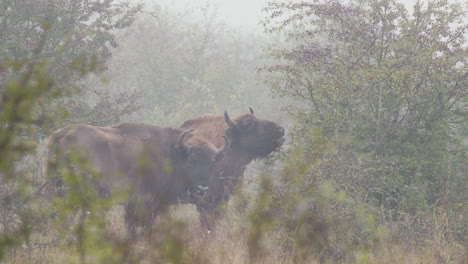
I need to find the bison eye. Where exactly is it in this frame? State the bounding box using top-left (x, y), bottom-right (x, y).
top-left (246, 121), bottom-right (256, 130)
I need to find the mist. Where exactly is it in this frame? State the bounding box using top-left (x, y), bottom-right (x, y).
top-left (82, 0), bottom-right (288, 127)
top-left (1, 0), bottom-right (466, 263)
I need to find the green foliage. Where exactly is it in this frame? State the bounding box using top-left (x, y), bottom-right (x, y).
top-left (273, 140), bottom-right (388, 261)
top-left (0, 62), bottom-right (55, 173)
top-left (51, 150), bottom-right (130, 264)
top-left (246, 175), bottom-right (276, 263)
top-left (147, 219), bottom-right (189, 264)
top-left (261, 0), bottom-right (467, 257)
top-left (0, 0), bottom-right (142, 85)
top-left (0, 0), bottom-right (142, 262)
top-left (0, 0), bottom-right (143, 130)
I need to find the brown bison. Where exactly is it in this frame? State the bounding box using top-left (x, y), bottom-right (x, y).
top-left (180, 107), bottom-right (285, 228)
top-left (46, 122), bottom-right (229, 233)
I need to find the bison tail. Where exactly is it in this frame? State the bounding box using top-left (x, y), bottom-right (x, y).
top-left (44, 126), bottom-right (73, 195)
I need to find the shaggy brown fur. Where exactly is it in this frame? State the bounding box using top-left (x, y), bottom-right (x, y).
top-left (46, 122), bottom-right (228, 233)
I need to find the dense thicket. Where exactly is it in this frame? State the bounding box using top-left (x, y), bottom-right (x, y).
top-left (260, 0), bottom-right (466, 260)
top-left (0, 0), bottom-right (141, 261)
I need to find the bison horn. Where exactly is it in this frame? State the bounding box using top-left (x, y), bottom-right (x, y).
top-left (249, 106), bottom-right (254, 114)
top-left (215, 135), bottom-right (230, 161)
top-left (178, 129), bottom-right (194, 152)
top-left (224, 110), bottom-right (237, 127)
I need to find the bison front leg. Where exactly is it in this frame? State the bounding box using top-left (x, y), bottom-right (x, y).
top-left (124, 198), bottom-right (160, 240)
top-left (196, 202), bottom-right (222, 233)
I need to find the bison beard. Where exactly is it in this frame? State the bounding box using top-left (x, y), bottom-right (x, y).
top-left (180, 108), bottom-right (285, 229)
top-left (45, 123), bottom-right (229, 236)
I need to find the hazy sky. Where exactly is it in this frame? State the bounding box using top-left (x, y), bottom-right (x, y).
top-left (155, 0), bottom-right (271, 31)
top-left (208, 0), bottom-right (269, 29)
top-left (153, 0), bottom-right (464, 32)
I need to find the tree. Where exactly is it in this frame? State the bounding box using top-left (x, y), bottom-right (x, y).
top-left (1, 0), bottom-right (142, 86)
top-left (0, 0), bottom-right (141, 261)
top-left (94, 2), bottom-right (272, 126)
top-left (0, 0), bottom-right (143, 131)
top-left (261, 0), bottom-right (466, 249)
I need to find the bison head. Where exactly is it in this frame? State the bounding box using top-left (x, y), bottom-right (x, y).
top-left (175, 129), bottom-right (230, 198)
top-left (223, 108), bottom-right (285, 157)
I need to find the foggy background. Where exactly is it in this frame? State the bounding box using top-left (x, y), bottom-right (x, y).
top-left (1, 0), bottom-right (466, 263)
top-left (82, 0), bottom-right (291, 128)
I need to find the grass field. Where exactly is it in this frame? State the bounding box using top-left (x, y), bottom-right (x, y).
top-left (4, 193), bottom-right (465, 264)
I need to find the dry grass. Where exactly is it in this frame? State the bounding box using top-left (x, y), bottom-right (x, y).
top-left (4, 200), bottom-right (466, 264)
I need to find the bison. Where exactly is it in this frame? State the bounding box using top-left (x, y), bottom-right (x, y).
top-left (45, 122), bottom-right (229, 234)
top-left (180, 107), bottom-right (285, 228)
